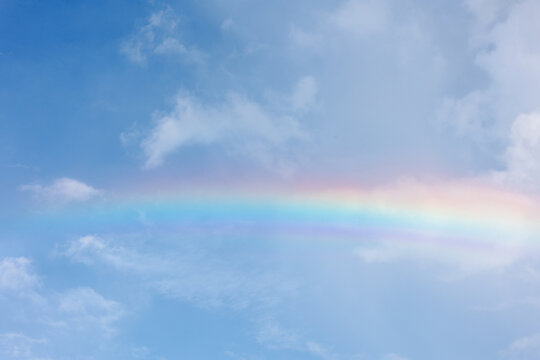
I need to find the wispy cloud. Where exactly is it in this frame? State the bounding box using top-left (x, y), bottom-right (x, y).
top-left (0, 256), bottom-right (124, 358)
top-left (121, 6), bottom-right (203, 65)
top-left (381, 353), bottom-right (408, 360)
top-left (255, 320), bottom-right (337, 360)
top-left (19, 178), bottom-right (101, 203)
top-left (331, 0), bottom-right (389, 36)
top-left (0, 333), bottom-right (48, 360)
top-left (500, 332), bottom-right (540, 359)
top-left (61, 235), bottom-right (295, 310)
top-left (139, 76), bottom-right (316, 172)
top-left (0, 257), bottom-right (123, 335)
top-left (56, 287), bottom-right (124, 335)
top-left (0, 257), bottom-right (40, 294)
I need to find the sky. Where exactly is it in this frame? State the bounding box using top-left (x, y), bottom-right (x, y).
top-left (2, 0), bottom-right (540, 359)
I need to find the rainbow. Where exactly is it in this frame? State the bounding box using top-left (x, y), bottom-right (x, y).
top-left (16, 179), bottom-right (540, 255)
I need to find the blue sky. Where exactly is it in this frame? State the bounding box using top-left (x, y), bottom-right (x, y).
top-left (2, 0), bottom-right (540, 359)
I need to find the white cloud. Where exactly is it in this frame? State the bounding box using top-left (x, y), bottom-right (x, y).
top-left (493, 112), bottom-right (540, 191)
top-left (57, 287), bottom-right (124, 335)
top-left (288, 26), bottom-right (322, 49)
top-left (131, 346), bottom-right (151, 359)
top-left (140, 77), bottom-right (314, 171)
top-left (121, 6), bottom-right (202, 65)
top-left (0, 333), bottom-right (48, 360)
top-left (354, 239), bottom-right (521, 273)
top-left (331, 0), bottom-right (389, 36)
top-left (382, 353), bottom-right (408, 360)
top-left (256, 321), bottom-right (337, 360)
top-left (0, 257), bottom-right (39, 294)
top-left (62, 235), bottom-right (107, 265)
top-left (20, 178), bottom-right (100, 203)
top-left (221, 17), bottom-right (235, 31)
top-left (61, 235), bottom-right (294, 310)
top-left (355, 246), bottom-right (400, 264)
top-left (256, 321), bottom-right (299, 350)
top-left (500, 332), bottom-right (540, 359)
top-left (440, 0), bottom-right (540, 152)
top-left (436, 90), bottom-right (493, 138)
top-left (349, 178), bottom-right (540, 272)
top-left (290, 76), bottom-right (318, 112)
top-left (0, 257), bottom-right (124, 359)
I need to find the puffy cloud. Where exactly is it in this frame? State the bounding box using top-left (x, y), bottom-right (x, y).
top-left (440, 0), bottom-right (540, 142)
top-left (20, 178), bottom-right (100, 203)
top-left (140, 77), bottom-right (315, 171)
top-left (493, 112), bottom-right (540, 191)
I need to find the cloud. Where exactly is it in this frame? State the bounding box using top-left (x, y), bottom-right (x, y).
top-left (290, 76), bottom-right (318, 112)
top-left (256, 321), bottom-right (299, 350)
top-left (436, 90), bottom-right (492, 138)
top-left (493, 112), bottom-right (540, 191)
top-left (500, 333), bottom-right (540, 359)
top-left (382, 354), bottom-right (408, 360)
top-left (354, 240), bottom-right (522, 273)
top-left (0, 256), bottom-right (124, 359)
top-left (56, 287), bottom-right (124, 335)
top-left (19, 178), bottom-right (100, 203)
top-left (288, 26), bottom-right (322, 49)
top-left (140, 77), bottom-right (315, 171)
top-left (0, 333), bottom-right (48, 360)
top-left (255, 321), bottom-right (337, 360)
top-left (121, 6), bottom-right (203, 65)
top-left (463, 0), bottom-right (517, 45)
top-left (331, 0), bottom-right (389, 36)
top-left (349, 178), bottom-right (540, 272)
top-left (61, 235), bottom-right (295, 310)
top-left (439, 0), bottom-right (540, 176)
top-left (221, 17), bottom-right (235, 31)
top-left (0, 257), bottom-right (40, 295)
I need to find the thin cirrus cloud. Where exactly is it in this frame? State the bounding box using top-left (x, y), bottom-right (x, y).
top-left (331, 0), bottom-right (389, 36)
top-left (61, 235), bottom-right (295, 310)
top-left (499, 332), bottom-right (540, 360)
top-left (121, 6), bottom-right (203, 65)
top-left (0, 256), bottom-right (122, 335)
top-left (0, 257), bottom-right (40, 294)
top-left (56, 287), bottom-right (124, 335)
top-left (19, 177), bottom-right (100, 203)
top-left (0, 333), bottom-right (47, 360)
top-left (4, 1), bottom-right (540, 359)
top-left (140, 76), bottom-right (316, 171)
top-left (256, 321), bottom-right (338, 360)
top-left (0, 255), bottom-right (124, 358)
